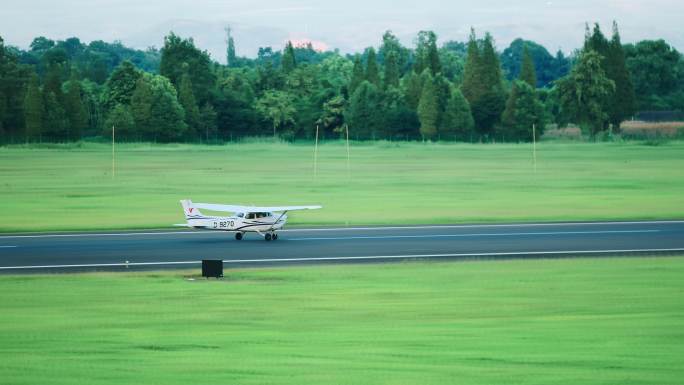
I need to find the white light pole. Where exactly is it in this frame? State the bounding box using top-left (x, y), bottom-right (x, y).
top-left (313, 124), bottom-right (319, 178)
top-left (112, 124), bottom-right (116, 179)
top-left (345, 124), bottom-right (351, 179)
top-left (532, 123), bottom-right (537, 174)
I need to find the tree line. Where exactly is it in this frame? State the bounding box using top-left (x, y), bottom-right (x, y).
top-left (1, 22), bottom-right (683, 143)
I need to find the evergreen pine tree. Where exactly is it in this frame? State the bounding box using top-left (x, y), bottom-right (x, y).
top-left (380, 30), bottom-right (406, 81)
top-left (413, 31), bottom-right (441, 75)
top-left (0, 89), bottom-right (5, 136)
top-left (130, 77), bottom-right (154, 138)
top-left (501, 82), bottom-right (519, 131)
top-left (365, 47), bottom-right (380, 86)
top-left (42, 63), bottom-right (67, 139)
top-left (383, 86), bottom-right (420, 140)
top-left (413, 44), bottom-right (426, 75)
top-left (178, 73), bottom-right (200, 136)
top-left (319, 95), bottom-right (346, 135)
top-left (432, 73), bottom-right (451, 130)
top-left (471, 32), bottom-right (506, 137)
top-left (0, 36), bottom-right (6, 135)
top-left (349, 55), bottom-right (365, 95)
top-left (501, 80), bottom-right (544, 141)
top-left (23, 73), bottom-right (44, 142)
top-left (89, 56), bottom-right (108, 84)
top-left (43, 91), bottom-right (67, 141)
top-left (606, 21), bottom-right (636, 130)
top-left (402, 71), bottom-right (424, 110)
top-left (1, 38), bottom-right (66, 138)
top-left (479, 33), bottom-right (504, 92)
top-left (507, 81), bottom-right (544, 141)
top-left (426, 32), bottom-right (442, 75)
top-left (582, 23), bottom-right (614, 132)
top-left (346, 81), bottom-right (381, 139)
top-left (198, 103), bottom-right (218, 142)
top-left (43, 63), bottom-right (63, 105)
top-left (225, 27), bottom-right (236, 67)
top-left (461, 28), bottom-right (482, 107)
top-left (501, 45), bottom-right (543, 141)
top-left (417, 74), bottom-right (439, 139)
top-left (583, 23), bottom-right (591, 48)
top-left (384, 50), bottom-right (400, 89)
top-left (519, 44), bottom-right (537, 88)
top-left (64, 74), bottom-right (87, 140)
top-left (584, 23), bottom-right (610, 63)
top-left (440, 87), bottom-right (474, 140)
top-left (282, 41), bottom-right (296, 74)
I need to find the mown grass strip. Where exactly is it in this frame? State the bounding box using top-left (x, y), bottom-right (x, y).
top-left (1, 141), bottom-right (683, 232)
top-left (0, 256), bottom-right (683, 384)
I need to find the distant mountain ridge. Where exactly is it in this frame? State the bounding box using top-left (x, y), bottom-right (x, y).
top-left (122, 19), bottom-right (330, 63)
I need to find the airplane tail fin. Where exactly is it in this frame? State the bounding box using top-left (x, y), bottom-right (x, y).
top-left (180, 199), bottom-right (204, 220)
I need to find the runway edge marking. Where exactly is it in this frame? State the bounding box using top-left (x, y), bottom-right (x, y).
top-left (290, 229), bottom-right (660, 241)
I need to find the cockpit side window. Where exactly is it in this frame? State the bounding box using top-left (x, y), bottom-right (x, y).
top-left (237, 213), bottom-right (244, 218)
top-left (246, 213), bottom-right (255, 219)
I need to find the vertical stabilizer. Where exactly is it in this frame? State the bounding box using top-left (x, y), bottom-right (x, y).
top-left (180, 199), bottom-right (204, 219)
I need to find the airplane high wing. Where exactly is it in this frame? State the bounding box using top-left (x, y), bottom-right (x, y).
top-left (177, 199), bottom-right (321, 241)
top-left (191, 203), bottom-right (323, 213)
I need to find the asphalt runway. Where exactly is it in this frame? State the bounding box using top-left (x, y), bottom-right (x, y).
top-left (1, 221), bottom-right (683, 273)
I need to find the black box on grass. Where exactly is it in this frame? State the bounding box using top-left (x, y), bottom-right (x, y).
top-left (202, 259), bottom-right (223, 278)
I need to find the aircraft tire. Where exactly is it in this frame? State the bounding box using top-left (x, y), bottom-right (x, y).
top-left (265, 233), bottom-right (272, 241)
top-left (273, 233), bottom-right (278, 240)
top-left (235, 232), bottom-right (243, 240)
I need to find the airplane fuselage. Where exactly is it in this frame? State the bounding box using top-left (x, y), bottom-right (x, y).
top-left (186, 212), bottom-right (287, 233)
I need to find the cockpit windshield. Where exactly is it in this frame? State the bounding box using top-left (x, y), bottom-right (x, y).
top-left (245, 212), bottom-right (272, 219)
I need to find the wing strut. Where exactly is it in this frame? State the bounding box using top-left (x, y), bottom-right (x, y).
top-left (268, 211), bottom-right (288, 233)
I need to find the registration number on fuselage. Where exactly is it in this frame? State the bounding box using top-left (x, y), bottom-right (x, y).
top-left (213, 220), bottom-right (235, 229)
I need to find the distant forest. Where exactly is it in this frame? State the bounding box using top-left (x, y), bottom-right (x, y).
top-left (1, 22), bottom-right (683, 143)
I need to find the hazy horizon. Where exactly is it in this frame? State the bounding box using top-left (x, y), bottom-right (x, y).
top-left (2, 0), bottom-right (683, 62)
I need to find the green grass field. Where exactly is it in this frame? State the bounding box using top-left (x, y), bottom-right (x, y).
top-left (1, 140), bottom-right (683, 232)
top-left (1, 257), bottom-right (683, 384)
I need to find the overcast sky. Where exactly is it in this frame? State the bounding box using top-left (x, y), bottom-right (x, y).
top-left (2, 0), bottom-right (682, 62)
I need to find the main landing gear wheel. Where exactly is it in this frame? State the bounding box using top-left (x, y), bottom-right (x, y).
top-left (235, 232), bottom-right (243, 240)
top-left (265, 233), bottom-right (272, 241)
top-left (273, 233), bottom-right (278, 240)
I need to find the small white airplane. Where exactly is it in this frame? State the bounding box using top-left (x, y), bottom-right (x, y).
top-left (176, 199), bottom-right (322, 241)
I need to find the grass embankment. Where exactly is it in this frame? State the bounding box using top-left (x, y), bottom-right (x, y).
top-left (1, 141), bottom-right (683, 232)
top-left (1, 257), bottom-right (683, 384)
